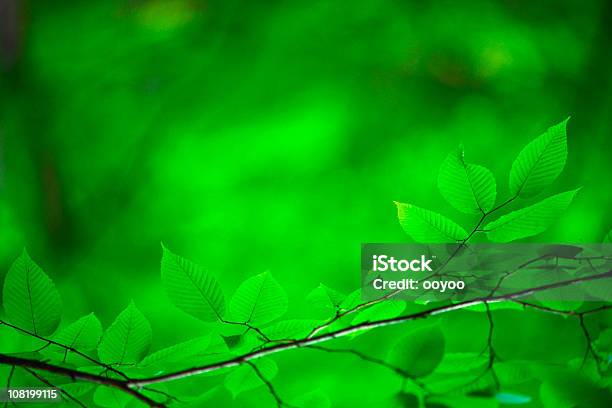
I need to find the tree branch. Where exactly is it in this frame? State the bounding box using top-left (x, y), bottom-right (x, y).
top-left (0, 319), bottom-right (128, 380)
top-left (126, 269), bottom-right (612, 387)
top-left (22, 367), bottom-right (86, 408)
top-left (0, 355), bottom-right (164, 408)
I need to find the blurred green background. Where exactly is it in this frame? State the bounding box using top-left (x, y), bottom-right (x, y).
top-left (1, 0), bottom-right (611, 406)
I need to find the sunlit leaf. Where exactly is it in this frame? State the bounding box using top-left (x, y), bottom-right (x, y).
top-left (229, 271), bottom-right (288, 326)
top-left (484, 189), bottom-right (579, 242)
top-left (2, 249), bottom-right (62, 336)
top-left (438, 146), bottom-right (496, 214)
top-left (161, 244), bottom-right (226, 322)
top-left (509, 118), bottom-right (569, 198)
top-left (395, 202), bottom-right (467, 243)
top-left (293, 390), bottom-right (331, 408)
top-left (98, 301), bottom-right (152, 365)
top-left (53, 313), bottom-right (102, 351)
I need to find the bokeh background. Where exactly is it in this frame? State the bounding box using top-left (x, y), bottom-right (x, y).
top-left (1, 0), bottom-right (611, 406)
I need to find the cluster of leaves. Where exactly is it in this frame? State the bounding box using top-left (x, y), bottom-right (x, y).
top-left (396, 118), bottom-right (578, 243)
top-left (1, 119), bottom-right (612, 408)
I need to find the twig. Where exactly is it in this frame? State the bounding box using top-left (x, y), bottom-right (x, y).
top-left (0, 355), bottom-right (164, 408)
top-left (0, 319), bottom-right (128, 380)
top-left (244, 361), bottom-right (288, 408)
top-left (22, 367), bottom-right (86, 408)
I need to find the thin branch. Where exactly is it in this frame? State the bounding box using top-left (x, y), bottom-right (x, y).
top-left (483, 303), bottom-right (499, 390)
top-left (22, 367), bottom-right (86, 408)
top-left (0, 355), bottom-right (164, 408)
top-left (3, 366), bottom-right (16, 408)
top-left (0, 319), bottom-right (128, 380)
top-left (244, 361), bottom-right (288, 408)
top-left (578, 314), bottom-right (603, 374)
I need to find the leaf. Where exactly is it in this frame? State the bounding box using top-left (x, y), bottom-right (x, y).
top-left (484, 189), bottom-right (580, 243)
top-left (438, 146), bottom-right (496, 214)
top-left (509, 118), bottom-right (569, 198)
top-left (2, 249), bottom-right (62, 336)
top-left (161, 244), bottom-right (226, 322)
top-left (395, 202), bottom-right (467, 243)
top-left (306, 284), bottom-right (346, 316)
top-left (388, 325), bottom-right (445, 377)
top-left (98, 301), bottom-right (152, 365)
top-left (53, 313), bottom-right (102, 351)
top-left (229, 271), bottom-right (288, 326)
top-left (140, 335), bottom-right (212, 367)
top-left (93, 386), bottom-right (132, 408)
top-left (224, 358), bottom-right (278, 398)
top-left (603, 229), bottom-right (612, 243)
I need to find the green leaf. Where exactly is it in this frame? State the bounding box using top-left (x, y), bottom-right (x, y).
top-left (603, 229), bottom-right (612, 243)
top-left (438, 146), bottom-right (496, 214)
top-left (306, 284), bottom-right (346, 316)
top-left (484, 189), bottom-right (579, 242)
top-left (224, 358), bottom-right (278, 398)
top-left (98, 301), bottom-right (152, 365)
top-left (395, 202), bottom-right (467, 243)
top-left (388, 325), bottom-right (445, 377)
top-left (229, 271), bottom-right (288, 326)
top-left (161, 244), bottom-right (226, 322)
top-left (93, 386), bottom-right (131, 408)
top-left (53, 313), bottom-right (102, 351)
top-left (2, 249), bottom-right (62, 336)
top-left (509, 118), bottom-right (569, 198)
top-left (140, 335), bottom-right (212, 367)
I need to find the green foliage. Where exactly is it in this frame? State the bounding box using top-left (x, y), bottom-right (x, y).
top-left (438, 146), bottom-right (497, 214)
top-left (94, 386), bottom-right (132, 408)
top-left (604, 229), bottom-right (612, 243)
top-left (261, 319), bottom-right (319, 340)
top-left (509, 119), bottom-right (569, 198)
top-left (229, 271), bottom-right (288, 326)
top-left (388, 325), bottom-right (445, 377)
top-left (161, 244), bottom-right (226, 322)
top-left (292, 390), bottom-right (331, 408)
top-left (484, 189), bottom-right (580, 242)
top-left (2, 249), bottom-right (62, 336)
top-left (98, 301), bottom-right (152, 365)
top-left (307, 283), bottom-right (346, 316)
top-left (224, 358), bottom-right (278, 398)
top-left (395, 202), bottom-right (467, 243)
top-left (52, 313), bottom-right (102, 352)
